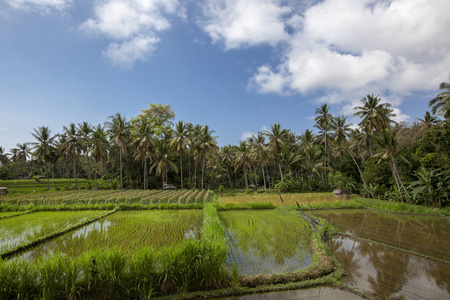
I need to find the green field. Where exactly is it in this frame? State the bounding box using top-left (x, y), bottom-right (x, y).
top-left (220, 209), bottom-right (313, 275)
top-left (0, 210), bottom-right (106, 253)
top-left (22, 210), bottom-right (204, 260)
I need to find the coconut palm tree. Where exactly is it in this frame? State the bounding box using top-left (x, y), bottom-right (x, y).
top-left (132, 118), bottom-right (154, 190)
top-left (11, 143), bottom-right (31, 163)
top-left (105, 113), bottom-right (129, 189)
top-left (429, 80), bottom-right (450, 119)
top-left (251, 132), bottom-right (269, 192)
top-left (197, 125), bottom-right (219, 189)
top-left (264, 124), bottom-right (287, 179)
top-left (279, 145), bottom-right (301, 176)
top-left (30, 126), bottom-right (56, 190)
top-left (55, 134), bottom-right (71, 183)
top-left (0, 147), bottom-right (10, 166)
top-left (234, 141), bottom-right (252, 189)
top-left (374, 128), bottom-right (411, 202)
top-left (314, 104), bottom-right (333, 186)
top-left (90, 125), bottom-right (109, 190)
top-left (220, 145), bottom-right (234, 188)
top-left (78, 121), bottom-right (93, 180)
top-left (301, 144), bottom-right (323, 183)
top-left (299, 129), bottom-right (315, 153)
top-left (417, 111), bottom-right (440, 129)
top-left (150, 129), bottom-right (178, 187)
top-left (170, 121), bottom-right (189, 188)
top-left (61, 123), bottom-right (83, 189)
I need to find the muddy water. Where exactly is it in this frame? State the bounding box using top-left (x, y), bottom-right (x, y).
top-left (214, 287), bottom-right (363, 299)
top-left (330, 235), bottom-right (450, 299)
top-left (315, 209), bottom-right (450, 261)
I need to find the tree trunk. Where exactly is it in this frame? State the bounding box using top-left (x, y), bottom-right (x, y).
top-left (201, 157), bottom-right (205, 190)
top-left (45, 161), bottom-right (49, 191)
top-left (144, 157), bottom-right (148, 190)
top-left (278, 163), bottom-right (283, 179)
top-left (261, 162), bottom-right (266, 193)
top-left (226, 166), bottom-right (232, 188)
top-left (180, 152), bottom-right (183, 189)
top-left (349, 151), bottom-right (367, 187)
top-left (394, 161), bottom-right (410, 199)
top-left (74, 154), bottom-right (78, 190)
top-left (86, 153), bottom-right (91, 180)
top-left (244, 167), bottom-right (248, 189)
top-left (95, 161), bottom-right (98, 190)
top-left (266, 165), bottom-right (271, 189)
top-left (194, 158), bottom-right (197, 188)
top-left (390, 160), bottom-right (403, 202)
top-left (119, 150), bottom-right (123, 189)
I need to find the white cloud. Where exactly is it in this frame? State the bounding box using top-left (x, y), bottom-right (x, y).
top-left (241, 131), bottom-right (254, 141)
top-left (0, 127), bottom-right (9, 131)
top-left (102, 34), bottom-right (160, 68)
top-left (6, 0), bottom-right (72, 13)
top-left (199, 0), bottom-right (450, 118)
top-left (80, 0), bottom-right (181, 68)
top-left (200, 0), bottom-right (291, 49)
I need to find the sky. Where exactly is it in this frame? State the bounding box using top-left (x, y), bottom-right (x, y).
top-left (1, 0), bottom-right (449, 153)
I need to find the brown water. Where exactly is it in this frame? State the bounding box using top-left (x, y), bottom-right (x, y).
top-left (214, 287), bottom-right (363, 299)
top-left (315, 209), bottom-right (450, 261)
top-left (330, 235), bottom-right (450, 299)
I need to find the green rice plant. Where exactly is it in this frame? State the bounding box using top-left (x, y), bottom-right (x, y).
top-left (177, 190), bottom-right (193, 204)
top-left (215, 201), bottom-right (274, 211)
top-left (186, 190), bottom-right (200, 203)
top-left (128, 247), bottom-right (157, 299)
top-left (219, 192), bottom-right (337, 206)
top-left (195, 190), bottom-right (206, 203)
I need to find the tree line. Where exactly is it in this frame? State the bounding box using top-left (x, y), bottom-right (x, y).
top-left (1, 80), bottom-right (449, 207)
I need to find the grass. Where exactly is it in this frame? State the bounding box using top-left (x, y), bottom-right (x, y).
top-left (0, 210), bottom-right (108, 253)
top-left (22, 210), bottom-right (204, 260)
top-left (220, 209), bottom-right (313, 275)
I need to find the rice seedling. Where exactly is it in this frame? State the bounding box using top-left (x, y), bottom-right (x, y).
top-left (187, 190), bottom-right (200, 203)
top-left (220, 209), bottom-right (313, 275)
top-left (0, 211), bottom-right (27, 219)
top-left (220, 193), bottom-right (340, 206)
top-left (177, 189), bottom-right (194, 203)
top-left (21, 210), bottom-right (204, 260)
top-left (316, 209), bottom-right (450, 261)
top-left (0, 211), bottom-right (107, 253)
top-left (195, 190), bottom-right (206, 203)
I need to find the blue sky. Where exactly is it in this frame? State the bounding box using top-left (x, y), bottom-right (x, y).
top-left (1, 0), bottom-right (449, 152)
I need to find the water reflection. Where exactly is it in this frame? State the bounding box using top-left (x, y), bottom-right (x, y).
top-left (316, 209), bottom-right (450, 261)
top-left (330, 235), bottom-right (450, 299)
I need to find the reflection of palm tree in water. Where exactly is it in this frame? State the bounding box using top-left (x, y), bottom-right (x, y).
top-left (329, 237), bottom-right (360, 284)
top-left (425, 260), bottom-right (450, 294)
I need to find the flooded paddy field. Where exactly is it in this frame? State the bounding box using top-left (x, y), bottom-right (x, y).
top-left (20, 210), bottom-right (203, 260)
top-left (315, 209), bottom-right (450, 261)
top-left (330, 235), bottom-right (450, 299)
top-left (220, 209), bottom-right (312, 275)
top-left (0, 210), bottom-right (106, 253)
top-left (214, 287), bottom-right (363, 300)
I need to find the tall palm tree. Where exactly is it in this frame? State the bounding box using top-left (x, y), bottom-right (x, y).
top-left (417, 111), bottom-right (440, 129)
top-left (301, 144), bottom-right (323, 183)
top-left (197, 125), bottom-right (219, 189)
top-left (150, 129), bottom-right (178, 187)
top-left (55, 134), bottom-right (71, 183)
top-left (105, 113), bottom-right (129, 189)
top-left (264, 124), bottom-right (287, 179)
top-left (30, 126), bottom-right (56, 190)
top-left (11, 143), bottom-right (31, 163)
top-left (429, 79), bottom-right (450, 119)
top-left (78, 121), bottom-right (93, 180)
top-left (132, 118), bottom-right (154, 190)
top-left (251, 132), bottom-right (269, 193)
top-left (234, 141), bottom-right (252, 189)
top-left (61, 123), bottom-right (83, 189)
top-left (314, 104), bottom-right (333, 187)
top-left (220, 145), bottom-right (234, 188)
top-left (374, 128), bottom-right (411, 202)
top-left (0, 147), bottom-right (10, 166)
top-left (279, 145), bottom-right (301, 176)
top-left (299, 129), bottom-right (315, 153)
top-left (90, 125), bottom-right (109, 190)
top-left (170, 121), bottom-right (189, 189)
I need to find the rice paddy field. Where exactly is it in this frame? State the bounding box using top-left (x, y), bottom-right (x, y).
top-left (220, 192), bottom-right (343, 206)
top-left (220, 209), bottom-right (313, 275)
top-left (0, 211), bottom-right (24, 218)
top-left (315, 209), bottom-right (450, 261)
top-left (0, 210), bottom-right (107, 253)
top-left (0, 189), bottom-right (213, 206)
top-left (21, 210), bottom-right (204, 260)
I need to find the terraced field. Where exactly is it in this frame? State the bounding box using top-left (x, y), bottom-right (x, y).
top-left (21, 210), bottom-right (204, 260)
top-left (220, 209), bottom-right (312, 275)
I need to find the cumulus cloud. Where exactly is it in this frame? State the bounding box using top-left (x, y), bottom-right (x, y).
top-left (80, 0), bottom-right (181, 68)
top-left (200, 0), bottom-right (450, 120)
top-left (6, 0), bottom-right (72, 13)
top-left (241, 131), bottom-right (254, 141)
top-left (200, 0), bottom-right (291, 49)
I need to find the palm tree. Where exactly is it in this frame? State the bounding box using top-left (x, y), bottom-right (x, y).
top-left (301, 144), bottom-right (323, 183)
top-left (132, 118), bottom-right (154, 190)
top-left (279, 145), bottom-right (301, 176)
top-left (220, 145), bottom-right (234, 188)
top-left (90, 125), bottom-right (109, 190)
top-left (78, 121), bottom-right (93, 180)
top-left (105, 113), bottom-right (129, 189)
top-left (55, 134), bottom-right (71, 183)
top-left (251, 132), bottom-right (269, 193)
top-left (314, 104), bottom-right (333, 187)
top-left (234, 141), bottom-right (252, 189)
top-left (264, 124), bottom-right (287, 179)
top-left (170, 121), bottom-right (189, 189)
top-left (61, 123), bottom-right (83, 189)
top-left (429, 79), bottom-right (450, 119)
top-left (11, 143), bottom-right (31, 163)
top-left (374, 128), bottom-right (411, 202)
top-left (30, 126), bottom-right (56, 190)
top-left (299, 129), bottom-right (315, 153)
top-left (0, 147), bottom-right (10, 166)
top-left (197, 125), bottom-right (219, 189)
top-left (150, 129), bottom-right (178, 187)
top-left (417, 111), bottom-right (440, 129)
